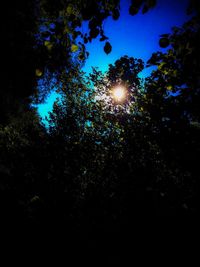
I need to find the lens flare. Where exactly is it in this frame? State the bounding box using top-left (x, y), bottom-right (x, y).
top-left (112, 86), bottom-right (126, 102)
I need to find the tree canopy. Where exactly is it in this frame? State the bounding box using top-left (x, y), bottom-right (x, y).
top-left (0, 0), bottom-right (199, 233)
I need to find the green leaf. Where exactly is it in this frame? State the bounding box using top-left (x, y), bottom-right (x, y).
top-left (44, 40), bottom-right (53, 51)
top-left (166, 85), bottom-right (173, 90)
top-left (30, 195), bottom-right (40, 203)
top-left (71, 44), bottom-right (79, 52)
top-left (35, 69), bottom-right (43, 77)
top-left (66, 4), bottom-right (73, 15)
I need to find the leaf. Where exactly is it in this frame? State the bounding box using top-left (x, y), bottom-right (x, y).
top-left (158, 62), bottom-right (166, 69)
top-left (142, 4), bottom-right (149, 14)
top-left (63, 26), bottom-right (70, 34)
top-left (100, 35), bottom-right (108, 42)
top-left (89, 28), bottom-right (99, 39)
top-left (35, 69), bottom-right (43, 77)
top-left (44, 40), bottom-right (53, 51)
top-left (78, 53), bottom-right (85, 61)
top-left (104, 42), bottom-right (112, 54)
top-left (129, 5), bottom-right (139, 15)
top-left (84, 37), bottom-right (88, 43)
top-left (166, 85), bottom-right (173, 90)
top-left (66, 4), bottom-right (73, 15)
top-left (30, 195), bottom-right (40, 203)
top-left (71, 44), bottom-right (79, 52)
top-left (112, 9), bottom-right (120, 20)
top-left (159, 37), bottom-right (169, 48)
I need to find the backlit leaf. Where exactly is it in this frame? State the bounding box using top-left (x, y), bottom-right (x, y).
top-left (71, 44), bottom-right (79, 52)
top-left (166, 85), bottom-right (173, 90)
top-left (35, 69), bottom-right (43, 77)
top-left (44, 40), bottom-right (53, 51)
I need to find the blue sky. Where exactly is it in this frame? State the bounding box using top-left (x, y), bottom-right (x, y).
top-left (37, 0), bottom-right (190, 121)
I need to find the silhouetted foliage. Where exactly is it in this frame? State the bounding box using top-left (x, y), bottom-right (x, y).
top-left (0, 0), bottom-right (199, 237)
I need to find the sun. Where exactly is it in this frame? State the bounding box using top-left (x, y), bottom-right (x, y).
top-left (112, 85), bottom-right (126, 102)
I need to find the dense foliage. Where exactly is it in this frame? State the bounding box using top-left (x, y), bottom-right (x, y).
top-left (0, 0), bottom-right (199, 232)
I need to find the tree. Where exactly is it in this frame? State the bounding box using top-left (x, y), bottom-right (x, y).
top-left (142, 14), bottom-right (200, 213)
top-left (1, 0), bottom-right (199, 226)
